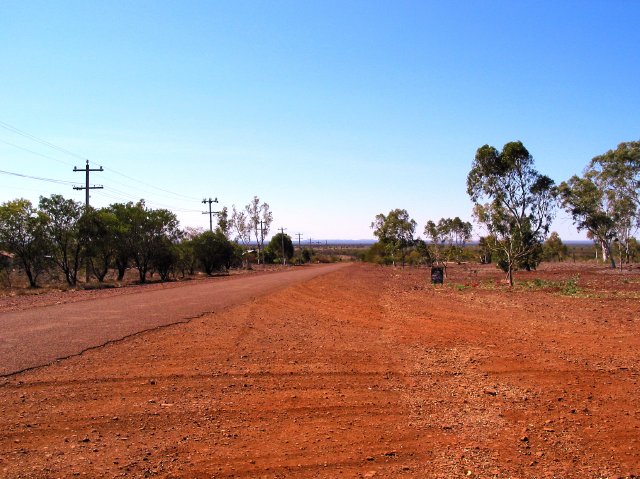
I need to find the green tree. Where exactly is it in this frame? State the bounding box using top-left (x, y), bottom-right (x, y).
top-left (543, 232), bottom-right (569, 262)
top-left (39, 194), bottom-right (84, 286)
top-left (424, 219), bottom-right (446, 265)
top-left (424, 217), bottom-right (472, 264)
top-left (192, 230), bottom-right (234, 275)
top-left (124, 201), bottom-right (181, 283)
top-left (79, 207), bottom-right (120, 282)
top-left (152, 237), bottom-right (180, 281)
top-left (477, 236), bottom-right (493, 264)
top-left (364, 241), bottom-right (391, 265)
top-left (0, 252), bottom-right (12, 287)
top-left (107, 202), bottom-right (137, 281)
top-left (217, 206), bottom-right (231, 238)
top-left (371, 209), bottom-right (417, 267)
top-left (265, 232), bottom-right (294, 264)
top-left (174, 227), bottom-right (201, 277)
top-left (301, 247), bottom-right (312, 263)
top-left (0, 199), bottom-right (49, 287)
top-left (467, 141), bottom-right (557, 286)
top-left (413, 238), bottom-right (433, 265)
top-left (626, 237), bottom-right (640, 263)
top-left (558, 176), bottom-right (617, 267)
top-left (559, 141), bottom-right (640, 268)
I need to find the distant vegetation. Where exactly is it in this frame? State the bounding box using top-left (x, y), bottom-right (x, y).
top-left (0, 194), bottom-right (348, 290)
top-left (366, 140), bottom-right (640, 285)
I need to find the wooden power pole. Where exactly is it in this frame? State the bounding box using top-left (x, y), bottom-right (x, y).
top-left (73, 160), bottom-right (103, 283)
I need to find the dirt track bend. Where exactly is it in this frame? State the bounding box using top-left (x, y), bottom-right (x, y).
top-left (0, 264), bottom-right (348, 376)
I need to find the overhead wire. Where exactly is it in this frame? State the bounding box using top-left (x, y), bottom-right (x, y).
top-left (0, 120), bottom-right (88, 162)
top-left (0, 139), bottom-right (75, 167)
top-left (0, 168), bottom-right (77, 186)
top-left (0, 118), bottom-right (204, 207)
top-left (103, 169), bottom-right (202, 202)
top-left (96, 185), bottom-right (201, 212)
top-left (0, 167), bottom-right (203, 216)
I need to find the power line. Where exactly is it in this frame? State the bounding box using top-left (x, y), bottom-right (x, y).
top-left (0, 139), bottom-right (75, 167)
top-left (0, 118), bottom-right (202, 203)
top-left (0, 119), bottom-right (88, 161)
top-left (0, 168), bottom-right (76, 186)
top-left (92, 188), bottom-right (201, 212)
top-left (0, 167), bottom-right (202, 220)
top-left (104, 168), bottom-right (202, 202)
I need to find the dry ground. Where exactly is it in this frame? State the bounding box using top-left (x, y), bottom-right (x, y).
top-left (1, 262), bottom-right (639, 478)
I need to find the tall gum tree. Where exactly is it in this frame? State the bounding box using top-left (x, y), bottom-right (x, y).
top-left (559, 141), bottom-right (640, 268)
top-left (39, 194), bottom-right (84, 286)
top-left (467, 141), bottom-right (557, 286)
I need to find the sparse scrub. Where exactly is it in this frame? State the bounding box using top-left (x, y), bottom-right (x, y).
top-left (517, 275), bottom-right (580, 295)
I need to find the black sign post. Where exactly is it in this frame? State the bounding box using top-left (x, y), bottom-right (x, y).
top-left (431, 266), bottom-right (444, 284)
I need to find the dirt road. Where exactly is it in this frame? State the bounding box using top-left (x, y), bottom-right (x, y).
top-left (0, 264), bottom-right (347, 376)
top-left (1, 263), bottom-right (639, 478)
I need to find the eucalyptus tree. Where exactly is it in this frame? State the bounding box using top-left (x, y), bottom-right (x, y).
top-left (559, 141), bottom-right (640, 268)
top-left (0, 198), bottom-right (49, 287)
top-left (543, 232), bottom-right (569, 262)
top-left (175, 227), bottom-right (202, 277)
top-left (79, 207), bottom-right (120, 282)
top-left (107, 202), bottom-right (136, 280)
top-left (424, 217), bottom-right (472, 264)
top-left (467, 141), bottom-right (556, 286)
top-left (39, 194), bottom-right (85, 286)
top-left (217, 206), bottom-right (231, 238)
top-left (371, 208), bottom-right (417, 267)
top-left (192, 230), bottom-right (234, 275)
top-left (115, 201), bottom-right (181, 283)
top-left (266, 232), bottom-right (294, 264)
top-left (230, 205), bottom-right (251, 247)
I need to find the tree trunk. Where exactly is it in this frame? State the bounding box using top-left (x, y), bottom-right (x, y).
top-left (115, 257), bottom-right (127, 281)
top-left (24, 262), bottom-right (37, 288)
top-left (602, 240), bottom-right (616, 268)
top-left (91, 257), bottom-right (109, 282)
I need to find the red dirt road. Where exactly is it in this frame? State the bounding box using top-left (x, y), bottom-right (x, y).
top-left (0, 264), bottom-right (347, 376)
top-left (1, 262), bottom-right (639, 478)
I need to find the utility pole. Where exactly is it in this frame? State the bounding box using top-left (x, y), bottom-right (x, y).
top-left (202, 197), bottom-right (219, 232)
top-left (73, 160), bottom-right (103, 207)
top-left (280, 227), bottom-right (287, 265)
top-left (73, 160), bottom-right (103, 284)
top-left (295, 233), bottom-right (303, 248)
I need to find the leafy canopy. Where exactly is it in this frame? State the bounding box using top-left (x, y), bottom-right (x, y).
top-left (467, 141), bottom-right (556, 285)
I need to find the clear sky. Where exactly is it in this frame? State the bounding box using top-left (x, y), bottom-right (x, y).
top-left (1, 0), bottom-right (639, 241)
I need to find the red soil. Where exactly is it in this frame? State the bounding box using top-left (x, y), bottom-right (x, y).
top-left (1, 262), bottom-right (639, 478)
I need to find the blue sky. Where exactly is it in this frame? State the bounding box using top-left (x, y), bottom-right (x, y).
top-left (1, 1), bottom-right (638, 240)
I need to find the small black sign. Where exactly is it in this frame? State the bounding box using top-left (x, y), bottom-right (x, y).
top-left (431, 267), bottom-right (444, 284)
